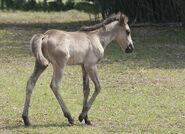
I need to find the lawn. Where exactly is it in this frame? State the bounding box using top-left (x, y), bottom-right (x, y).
top-left (0, 10), bottom-right (185, 134)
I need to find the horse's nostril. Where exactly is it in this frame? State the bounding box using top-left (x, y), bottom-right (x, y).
top-left (128, 44), bottom-right (133, 50)
top-left (125, 44), bottom-right (134, 53)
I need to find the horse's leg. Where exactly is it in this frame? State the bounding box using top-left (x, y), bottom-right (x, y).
top-left (50, 63), bottom-right (74, 124)
top-left (78, 65), bottom-right (91, 125)
top-left (79, 64), bottom-right (101, 124)
top-left (22, 61), bottom-right (47, 126)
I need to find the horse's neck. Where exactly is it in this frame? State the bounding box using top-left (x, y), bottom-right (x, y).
top-left (97, 21), bottom-right (118, 49)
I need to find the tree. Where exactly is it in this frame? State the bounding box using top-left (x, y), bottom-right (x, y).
top-left (5, 0), bottom-right (14, 8)
top-left (1, 0), bottom-right (4, 9)
top-left (176, 0), bottom-right (185, 26)
top-left (89, 0), bottom-right (180, 23)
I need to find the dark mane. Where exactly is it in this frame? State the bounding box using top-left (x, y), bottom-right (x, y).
top-left (79, 13), bottom-right (121, 32)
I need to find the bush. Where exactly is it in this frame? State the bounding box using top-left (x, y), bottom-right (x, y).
top-left (74, 2), bottom-right (94, 13)
top-left (5, 0), bottom-right (14, 8)
top-left (23, 1), bottom-right (42, 11)
top-left (48, 2), bottom-right (64, 11)
top-left (5, 0), bottom-right (25, 9)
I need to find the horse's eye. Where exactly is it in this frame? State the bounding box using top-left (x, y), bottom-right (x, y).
top-left (126, 30), bottom-right (130, 35)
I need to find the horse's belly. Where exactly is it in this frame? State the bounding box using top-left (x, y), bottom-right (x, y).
top-left (67, 53), bottom-right (85, 65)
top-left (67, 51), bottom-right (99, 65)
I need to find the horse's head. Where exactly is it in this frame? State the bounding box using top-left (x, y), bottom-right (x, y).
top-left (116, 13), bottom-right (134, 53)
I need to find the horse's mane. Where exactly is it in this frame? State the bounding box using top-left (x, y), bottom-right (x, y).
top-left (79, 13), bottom-right (122, 32)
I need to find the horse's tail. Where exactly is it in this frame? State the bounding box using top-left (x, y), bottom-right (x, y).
top-left (30, 34), bottom-right (49, 66)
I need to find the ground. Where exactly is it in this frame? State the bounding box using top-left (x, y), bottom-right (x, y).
top-left (0, 10), bottom-right (185, 134)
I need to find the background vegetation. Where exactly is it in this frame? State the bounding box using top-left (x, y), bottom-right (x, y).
top-left (1, 0), bottom-right (185, 24)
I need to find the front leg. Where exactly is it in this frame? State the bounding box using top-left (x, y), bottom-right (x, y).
top-left (79, 64), bottom-right (101, 125)
top-left (78, 65), bottom-right (92, 125)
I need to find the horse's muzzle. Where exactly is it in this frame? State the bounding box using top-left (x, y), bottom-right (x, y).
top-left (125, 44), bottom-right (134, 53)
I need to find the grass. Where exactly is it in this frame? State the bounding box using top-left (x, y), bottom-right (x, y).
top-left (0, 10), bottom-right (185, 134)
top-left (0, 10), bottom-right (92, 23)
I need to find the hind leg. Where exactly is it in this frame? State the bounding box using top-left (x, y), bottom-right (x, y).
top-left (22, 61), bottom-right (47, 126)
top-left (50, 63), bottom-right (74, 124)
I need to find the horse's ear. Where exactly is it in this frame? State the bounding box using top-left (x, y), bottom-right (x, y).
top-left (120, 13), bottom-right (128, 25)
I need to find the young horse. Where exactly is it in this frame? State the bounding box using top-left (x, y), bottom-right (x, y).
top-left (22, 13), bottom-right (134, 126)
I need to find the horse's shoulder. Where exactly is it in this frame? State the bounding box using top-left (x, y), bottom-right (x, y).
top-left (89, 35), bottom-right (104, 59)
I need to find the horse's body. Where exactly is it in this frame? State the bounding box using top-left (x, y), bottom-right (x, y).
top-left (43, 30), bottom-right (104, 66)
top-left (22, 13), bottom-right (134, 126)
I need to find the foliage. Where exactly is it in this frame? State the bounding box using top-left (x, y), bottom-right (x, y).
top-left (74, 2), bottom-right (94, 13)
top-left (1, 0), bottom-right (185, 24)
top-left (5, 0), bottom-right (14, 8)
top-left (0, 0), bottom-right (81, 11)
top-left (65, 0), bottom-right (75, 10)
top-left (90, 0), bottom-right (180, 23)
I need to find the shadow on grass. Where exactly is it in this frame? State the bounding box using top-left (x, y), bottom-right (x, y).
top-left (0, 21), bottom-right (185, 69)
top-left (1, 123), bottom-right (85, 130)
top-left (0, 21), bottom-right (94, 57)
top-left (0, 21), bottom-right (95, 32)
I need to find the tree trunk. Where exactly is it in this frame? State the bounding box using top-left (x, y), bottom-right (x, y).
top-left (1, 0), bottom-right (4, 9)
top-left (180, 11), bottom-right (185, 26)
top-left (43, 0), bottom-right (47, 11)
top-left (176, 0), bottom-right (185, 26)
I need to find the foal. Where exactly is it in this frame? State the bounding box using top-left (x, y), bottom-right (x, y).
top-left (22, 13), bottom-right (134, 126)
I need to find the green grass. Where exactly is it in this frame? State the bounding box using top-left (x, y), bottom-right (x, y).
top-left (0, 11), bottom-right (185, 134)
top-left (0, 10), bottom-right (93, 23)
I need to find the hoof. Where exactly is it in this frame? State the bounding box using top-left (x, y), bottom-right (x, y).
top-left (85, 118), bottom-right (92, 125)
top-left (64, 113), bottom-right (74, 125)
top-left (22, 115), bottom-right (30, 126)
top-left (79, 114), bottom-right (92, 125)
top-left (78, 113), bottom-right (85, 122)
top-left (68, 117), bottom-right (75, 125)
